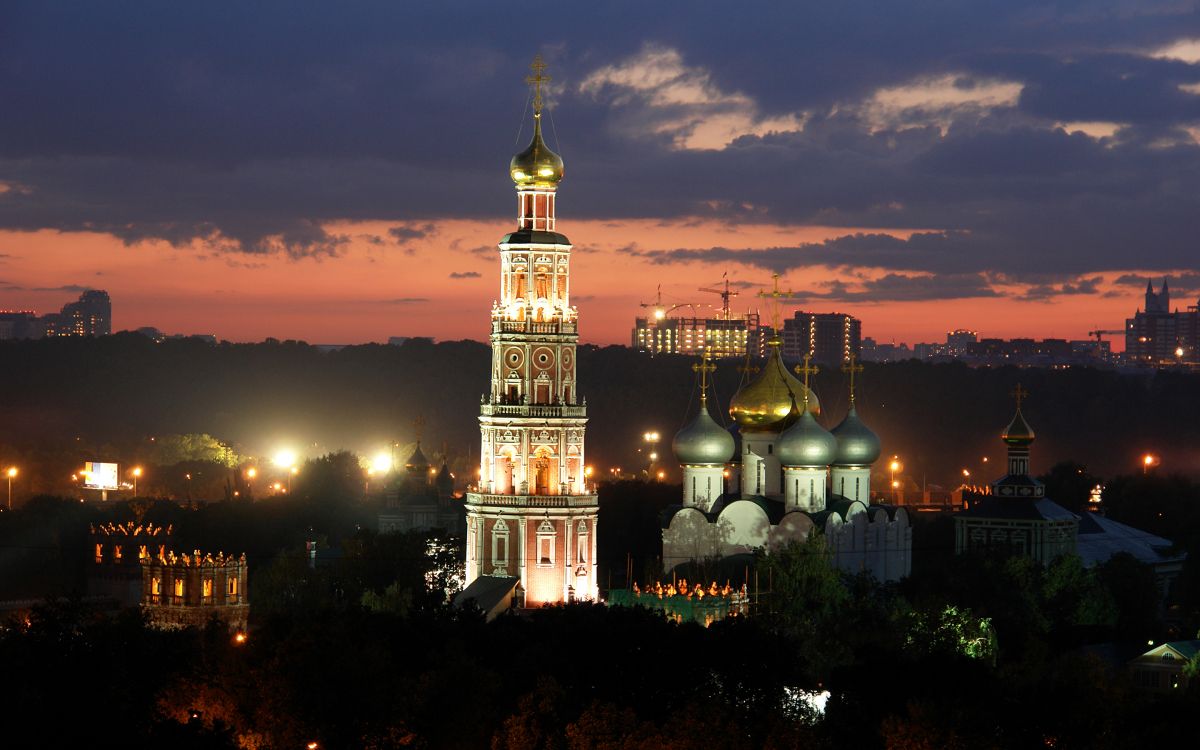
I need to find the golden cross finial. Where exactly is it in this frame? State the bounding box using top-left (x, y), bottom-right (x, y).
top-left (841, 354), bottom-right (864, 405)
top-left (756, 273), bottom-right (791, 331)
top-left (525, 54), bottom-right (551, 116)
top-left (1011, 383), bottom-right (1029, 409)
top-left (412, 415), bottom-right (426, 441)
top-left (692, 349), bottom-right (717, 405)
top-left (794, 354), bottom-right (819, 411)
top-left (737, 347), bottom-right (760, 378)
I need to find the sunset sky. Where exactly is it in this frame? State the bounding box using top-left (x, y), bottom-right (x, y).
top-left (3, 2), bottom-right (1200, 348)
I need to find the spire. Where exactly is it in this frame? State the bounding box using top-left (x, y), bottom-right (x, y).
top-left (794, 354), bottom-right (819, 414)
top-left (525, 54), bottom-right (550, 117)
top-left (510, 55), bottom-right (564, 188)
top-left (756, 273), bottom-right (791, 333)
top-left (692, 349), bottom-right (717, 407)
top-left (841, 354), bottom-right (864, 406)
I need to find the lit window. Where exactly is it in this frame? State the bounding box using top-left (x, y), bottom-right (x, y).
top-left (151, 577), bottom-right (161, 596)
top-left (94, 543), bottom-right (103, 563)
top-left (113, 545), bottom-right (122, 562)
top-left (173, 578), bottom-right (184, 598)
top-left (537, 520), bottom-right (556, 567)
top-left (227, 576), bottom-right (238, 597)
top-left (202, 578), bottom-right (213, 599)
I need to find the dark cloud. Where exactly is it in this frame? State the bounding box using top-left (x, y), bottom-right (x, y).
top-left (1113, 272), bottom-right (1200, 294)
top-left (449, 271), bottom-right (481, 279)
top-left (789, 273), bottom-right (1002, 303)
top-left (388, 224), bottom-right (435, 244)
top-left (1021, 276), bottom-right (1104, 301)
top-left (0, 282), bottom-right (92, 293)
top-left (0, 0), bottom-right (1198, 277)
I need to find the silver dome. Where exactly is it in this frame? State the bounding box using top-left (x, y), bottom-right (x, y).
top-left (778, 409), bottom-right (837, 468)
top-left (673, 404), bottom-right (736, 465)
top-left (831, 405), bottom-right (881, 466)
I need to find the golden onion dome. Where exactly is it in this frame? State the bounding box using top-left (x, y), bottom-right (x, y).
top-left (1002, 408), bottom-right (1035, 447)
top-left (509, 114), bottom-right (563, 187)
top-left (729, 339), bottom-right (819, 432)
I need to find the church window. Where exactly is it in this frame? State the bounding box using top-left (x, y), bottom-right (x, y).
top-left (94, 543), bottom-right (103, 563)
top-left (173, 578), bottom-right (185, 599)
top-left (113, 545), bottom-right (122, 562)
top-left (491, 519), bottom-right (510, 568)
top-left (576, 520), bottom-right (588, 563)
top-left (227, 576), bottom-right (238, 598)
top-left (151, 577), bottom-right (161, 598)
top-left (537, 520), bottom-right (556, 567)
top-left (768, 445), bottom-right (773, 454)
top-left (138, 545), bottom-right (148, 561)
top-left (202, 578), bottom-right (213, 600)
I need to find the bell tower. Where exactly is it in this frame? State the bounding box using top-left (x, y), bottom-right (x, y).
top-left (464, 56), bottom-right (598, 606)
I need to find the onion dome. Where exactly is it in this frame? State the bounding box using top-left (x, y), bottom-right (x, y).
top-left (729, 338), bottom-right (819, 432)
top-left (831, 405), bottom-right (881, 466)
top-left (1002, 408), bottom-right (1035, 447)
top-left (510, 115), bottom-right (563, 187)
top-left (778, 404), bottom-right (837, 468)
top-left (673, 402), bottom-right (735, 465)
top-left (405, 442), bottom-right (430, 473)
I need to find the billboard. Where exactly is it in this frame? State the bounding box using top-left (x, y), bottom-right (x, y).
top-left (83, 461), bottom-right (120, 491)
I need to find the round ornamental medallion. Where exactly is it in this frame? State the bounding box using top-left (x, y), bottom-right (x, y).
top-left (561, 348), bottom-right (573, 371)
top-left (505, 347), bottom-right (524, 370)
top-left (533, 347), bottom-right (555, 370)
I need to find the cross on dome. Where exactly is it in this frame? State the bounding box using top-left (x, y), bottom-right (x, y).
top-left (794, 355), bottom-right (819, 411)
top-left (841, 355), bottom-right (864, 404)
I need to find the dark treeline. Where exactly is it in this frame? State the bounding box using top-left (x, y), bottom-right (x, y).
top-left (2, 334), bottom-right (1198, 493)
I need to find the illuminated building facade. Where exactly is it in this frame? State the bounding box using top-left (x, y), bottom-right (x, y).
top-left (632, 312), bottom-right (762, 359)
top-left (462, 59), bottom-right (598, 607)
top-left (780, 311), bottom-right (861, 365)
top-left (1126, 279), bottom-right (1200, 366)
top-left (88, 521), bottom-right (172, 606)
top-left (141, 549), bottom-right (249, 631)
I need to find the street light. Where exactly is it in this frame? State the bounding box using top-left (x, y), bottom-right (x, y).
top-left (888, 456), bottom-right (901, 501)
top-left (131, 466), bottom-right (143, 496)
top-left (273, 449), bottom-right (297, 468)
top-left (5, 467), bottom-right (17, 510)
top-left (1143, 454), bottom-right (1157, 475)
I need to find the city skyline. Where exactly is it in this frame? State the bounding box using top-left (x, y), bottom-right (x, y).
top-left (3, 3), bottom-right (1200, 347)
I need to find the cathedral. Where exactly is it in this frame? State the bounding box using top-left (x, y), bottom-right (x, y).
top-left (662, 337), bottom-right (912, 582)
top-left (459, 58), bottom-right (598, 609)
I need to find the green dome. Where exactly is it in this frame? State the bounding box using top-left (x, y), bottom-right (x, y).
top-left (510, 115), bottom-right (563, 187)
top-left (831, 405), bottom-right (881, 466)
top-left (673, 403), bottom-right (735, 465)
top-left (778, 407), bottom-right (837, 468)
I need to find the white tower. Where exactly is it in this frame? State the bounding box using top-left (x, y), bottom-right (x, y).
top-left (464, 57), bottom-right (598, 606)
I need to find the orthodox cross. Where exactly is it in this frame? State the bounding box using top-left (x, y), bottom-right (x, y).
top-left (841, 354), bottom-right (864, 405)
top-left (756, 272), bottom-right (791, 332)
top-left (794, 354), bottom-right (819, 412)
top-left (525, 54), bottom-right (551, 115)
top-left (737, 348), bottom-right (760, 379)
top-left (1011, 383), bottom-right (1029, 409)
top-left (693, 350), bottom-right (717, 405)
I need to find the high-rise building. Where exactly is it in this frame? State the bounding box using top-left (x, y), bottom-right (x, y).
top-left (632, 311), bottom-right (761, 358)
top-left (780, 311), bottom-right (861, 364)
top-left (0, 290), bottom-right (112, 339)
top-left (1126, 279), bottom-right (1200, 366)
top-left (462, 58), bottom-right (598, 607)
top-left (945, 329), bottom-right (978, 356)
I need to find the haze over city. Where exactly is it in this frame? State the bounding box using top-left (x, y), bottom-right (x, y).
top-left (4, 3), bottom-right (1200, 346)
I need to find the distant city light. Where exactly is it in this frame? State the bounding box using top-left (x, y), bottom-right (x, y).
top-left (246, 467), bottom-right (257, 479)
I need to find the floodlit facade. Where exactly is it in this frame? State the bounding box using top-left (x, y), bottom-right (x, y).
top-left (633, 312), bottom-right (762, 359)
top-left (463, 58), bottom-right (598, 607)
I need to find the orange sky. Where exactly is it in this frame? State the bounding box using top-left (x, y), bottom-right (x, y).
top-left (0, 221), bottom-right (1164, 350)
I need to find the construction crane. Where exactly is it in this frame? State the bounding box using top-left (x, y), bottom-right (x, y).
top-left (1088, 329), bottom-right (1124, 343)
top-left (698, 277), bottom-right (740, 321)
top-left (640, 285), bottom-right (698, 320)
